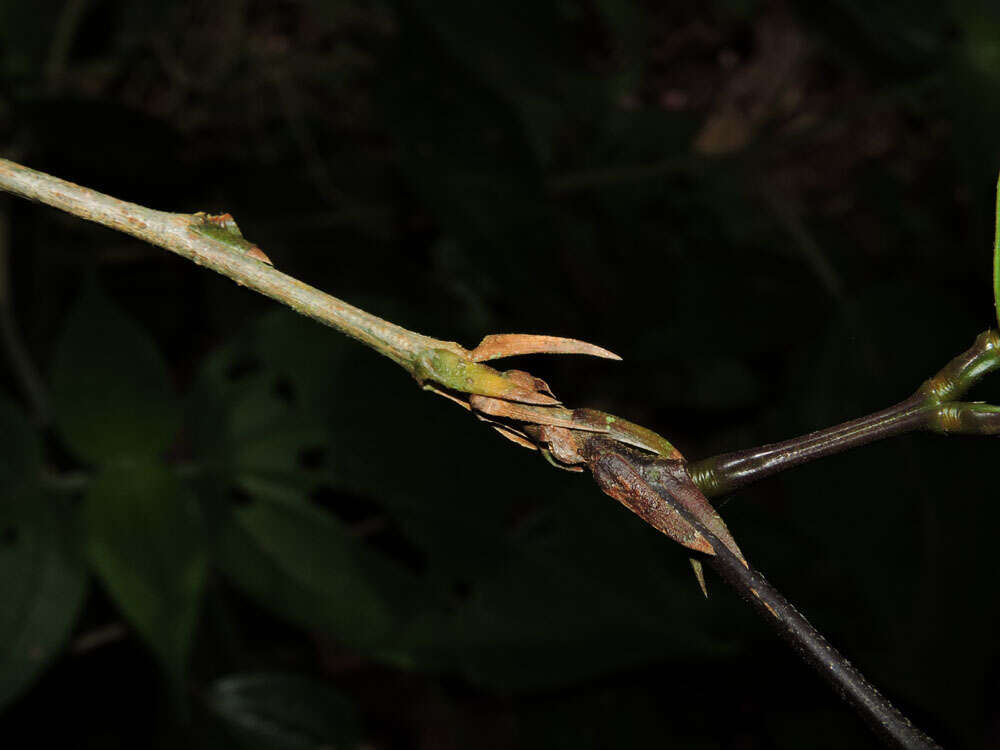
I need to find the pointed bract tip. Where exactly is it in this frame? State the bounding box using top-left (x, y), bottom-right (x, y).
top-left (690, 558), bottom-right (709, 598)
top-left (469, 334), bottom-right (622, 363)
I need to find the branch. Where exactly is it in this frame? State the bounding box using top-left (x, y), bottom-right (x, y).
top-left (0, 158), bottom-right (451, 369)
top-left (0, 157), bottom-right (942, 747)
top-left (0, 198), bottom-right (50, 422)
top-left (701, 542), bottom-right (939, 750)
top-left (689, 330), bottom-right (1000, 497)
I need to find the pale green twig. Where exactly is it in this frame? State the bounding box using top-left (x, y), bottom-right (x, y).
top-left (0, 158), bottom-right (452, 369)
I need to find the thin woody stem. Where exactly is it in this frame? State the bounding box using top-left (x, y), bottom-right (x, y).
top-left (0, 155), bottom-right (949, 749)
top-left (702, 534), bottom-right (939, 749)
top-left (0, 158), bottom-right (457, 369)
top-left (688, 396), bottom-right (930, 497)
top-left (617, 448), bottom-right (941, 749)
top-left (0, 199), bottom-right (50, 422)
top-left (689, 330), bottom-right (1000, 498)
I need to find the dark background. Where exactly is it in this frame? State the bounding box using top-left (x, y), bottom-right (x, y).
top-left (1, 0), bottom-right (999, 747)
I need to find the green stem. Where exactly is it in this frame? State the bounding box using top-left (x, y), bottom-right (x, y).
top-left (916, 329), bottom-right (1000, 402)
top-left (689, 330), bottom-right (1000, 497)
top-left (927, 401), bottom-right (1000, 434)
top-left (0, 158), bottom-right (458, 370)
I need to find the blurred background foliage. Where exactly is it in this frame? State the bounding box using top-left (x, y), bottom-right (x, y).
top-left (1, 0), bottom-right (999, 747)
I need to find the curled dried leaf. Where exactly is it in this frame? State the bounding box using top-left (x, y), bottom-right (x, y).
top-left (469, 396), bottom-right (605, 434)
top-left (502, 369), bottom-right (556, 399)
top-left (469, 334), bottom-right (621, 362)
top-left (592, 453), bottom-right (715, 556)
top-left (639, 459), bottom-right (746, 566)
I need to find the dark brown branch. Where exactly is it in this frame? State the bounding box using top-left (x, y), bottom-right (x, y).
top-left (599, 445), bottom-right (941, 750)
top-left (689, 330), bottom-right (1000, 497)
top-left (688, 395), bottom-right (930, 497)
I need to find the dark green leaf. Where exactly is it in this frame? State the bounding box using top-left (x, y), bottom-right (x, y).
top-left (187, 310), bottom-right (355, 505)
top-left (50, 283), bottom-right (179, 463)
top-left (83, 460), bottom-right (206, 679)
top-left (0, 488), bottom-right (87, 709)
top-left (216, 497), bottom-right (424, 654)
top-left (768, 283), bottom-right (981, 659)
top-left (190, 309), bottom-right (514, 576)
top-left (207, 672), bottom-right (361, 750)
top-left (0, 398), bottom-right (86, 708)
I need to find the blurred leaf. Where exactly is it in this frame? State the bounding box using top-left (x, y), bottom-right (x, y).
top-left (253, 311), bottom-right (353, 406)
top-left (207, 672), bottom-right (361, 750)
top-left (0, 0), bottom-right (63, 78)
top-left (191, 366), bottom-right (328, 497)
top-left (795, 282), bottom-right (977, 423)
top-left (955, 0), bottom-right (1000, 78)
top-left (0, 397), bottom-right (86, 708)
top-left (0, 487), bottom-right (87, 709)
top-left (189, 309), bottom-right (515, 579)
top-left (633, 241), bottom-right (827, 367)
top-left (773, 283), bottom-right (978, 647)
top-left (401, 0), bottom-right (578, 161)
top-left (83, 460), bottom-right (206, 679)
top-left (401, 486), bottom-right (742, 690)
top-left (50, 283), bottom-right (179, 464)
top-left (0, 396), bottom-right (40, 493)
top-left (216, 497), bottom-right (425, 654)
top-left (196, 314), bottom-right (742, 690)
top-left (995, 172), bottom-right (1000, 330)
